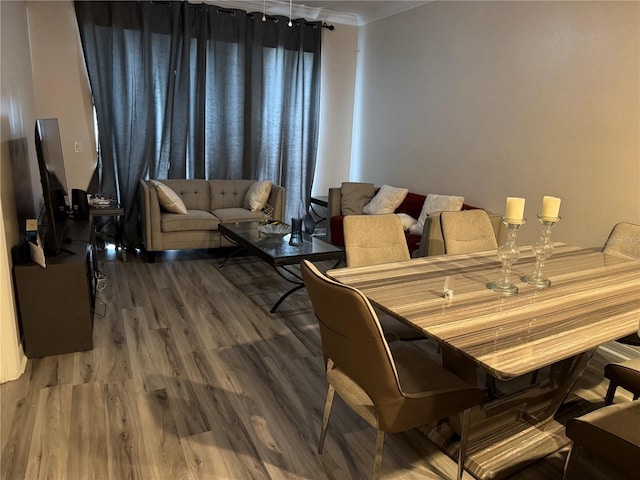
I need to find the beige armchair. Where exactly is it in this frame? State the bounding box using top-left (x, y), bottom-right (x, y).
top-left (300, 260), bottom-right (484, 480)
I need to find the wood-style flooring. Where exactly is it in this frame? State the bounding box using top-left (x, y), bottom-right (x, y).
top-left (2, 247), bottom-right (637, 480)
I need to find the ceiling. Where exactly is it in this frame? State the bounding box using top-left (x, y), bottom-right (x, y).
top-left (291, 1), bottom-right (429, 25)
top-left (212, 1), bottom-right (430, 26)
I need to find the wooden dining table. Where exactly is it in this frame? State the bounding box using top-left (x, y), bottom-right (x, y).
top-left (327, 243), bottom-right (640, 479)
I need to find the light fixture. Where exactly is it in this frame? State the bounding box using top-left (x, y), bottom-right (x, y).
top-left (262, 0), bottom-right (266, 21)
top-left (288, 0), bottom-right (292, 26)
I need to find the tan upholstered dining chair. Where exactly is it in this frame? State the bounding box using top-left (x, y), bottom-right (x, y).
top-left (300, 259), bottom-right (484, 480)
top-left (602, 222), bottom-right (640, 346)
top-left (343, 214), bottom-right (410, 267)
top-left (603, 222), bottom-right (640, 259)
top-left (343, 214), bottom-right (423, 340)
top-left (604, 358), bottom-right (640, 405)
top-left (440, 210), bottom-right (498, 255)
top-left (564, 400), bottom-right (640, 480)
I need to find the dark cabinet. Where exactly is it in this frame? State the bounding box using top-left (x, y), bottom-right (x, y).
top-left (13, 220), bottom-right (95, 358)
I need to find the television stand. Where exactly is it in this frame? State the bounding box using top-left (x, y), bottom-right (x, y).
top-left (12, 219), bottom-right (95, 358)
top-left (59, 246), bottom-right (76, 255)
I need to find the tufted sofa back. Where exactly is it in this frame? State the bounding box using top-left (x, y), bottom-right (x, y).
top-left (209, 180), bottom-right (256, 210)
top-left (158, 179), bottom-right (211, 211)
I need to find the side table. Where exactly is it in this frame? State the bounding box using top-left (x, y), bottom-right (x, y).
top-left (90, 201), bottom-right (126, 262)
top-left (304, 195), bottom-right (329, 234)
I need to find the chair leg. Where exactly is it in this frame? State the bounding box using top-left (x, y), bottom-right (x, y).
top-left (318, 385), bottom-right (335, 454)
top-left (373, 429), bottom-right (385, 480)
top-left (604, 381), bottom-right (618, 405)
top-left (457, 408), bottom-right (472, 480)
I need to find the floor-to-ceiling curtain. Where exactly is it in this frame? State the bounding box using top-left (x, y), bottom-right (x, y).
top-left (74, 1), bottom-right (322, 247)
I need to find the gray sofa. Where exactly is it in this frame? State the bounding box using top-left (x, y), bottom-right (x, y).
top-left (139, 179), bottom-right (285, 261)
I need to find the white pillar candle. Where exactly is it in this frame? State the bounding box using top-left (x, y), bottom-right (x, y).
top-left (505, 197), bottom-right (525, 224)
top-left (541, 196), bottom-right (561, 219)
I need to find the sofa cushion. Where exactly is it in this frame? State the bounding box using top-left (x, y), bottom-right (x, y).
top-left (243, 180), bottom-right (272, 212)
top-left (417, 194), bottom-right (465, 225)
top-left (209, 180), bottom-right (254, 210)
top-left (160, 210), bottom-right (219, 232)
top-left (362, 185), bottom-right (409, 215)
top-left (151, 179), bottom-right (188, 214)
top-left (341, 182), bottom-right (376, 215)
top-left (212, 208), bottom-right (265, 223)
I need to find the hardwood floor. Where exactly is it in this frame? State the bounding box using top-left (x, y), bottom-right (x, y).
top-left (2, 247), bottom-right (637, 480)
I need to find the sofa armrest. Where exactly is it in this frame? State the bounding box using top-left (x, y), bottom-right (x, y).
top-left (139, 179), bottom-right (162, 252)
top-left (267, 184), bottom-right (285, 222)
top-left (325, 187), bottom-right (342, 242)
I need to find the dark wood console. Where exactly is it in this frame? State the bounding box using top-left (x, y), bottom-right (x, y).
top-left (13, 219), bottom-right (95, 358)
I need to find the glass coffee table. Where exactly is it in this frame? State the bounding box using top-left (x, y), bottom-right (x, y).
top-left (218, 222), bottom-right (344, 313)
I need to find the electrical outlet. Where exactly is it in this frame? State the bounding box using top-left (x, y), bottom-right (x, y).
top-left (26, 219), bottom-right (38, 231)
top-left (74, 141), bottom-right (82, 153)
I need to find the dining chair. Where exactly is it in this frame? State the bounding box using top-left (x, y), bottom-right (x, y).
top-left (439, 209), bottom-right (501, 393)
top-left (440, 209), bottom-right (498, 255)
top-left (300, 259), bottom-right (484, 480)
top-left (343, 214), bottom-right (423, 340)
top-left (343, 214), bottom-right (410, 267)
top-left (563, 400), bottom-right (640, 480)
top-left (602, 222), bottom-right (640, 346)
top-left (604, 358), bottom-right (640, 405)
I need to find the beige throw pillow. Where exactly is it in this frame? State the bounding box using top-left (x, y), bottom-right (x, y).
top-left (151, 179), bottom-right (188, 214)
top-left (362, 184), bottom-right (409, 215)
top-left (417, 194), bottom-right (465, 226)
top-left (243, 180), bottom-right (272, 212)
top-left (340, 182), bottom-right (376, 215)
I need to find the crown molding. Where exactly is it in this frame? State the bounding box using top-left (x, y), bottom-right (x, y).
top-left (199, 1), bottom-right (432, 27)
top-left (201, 0), bottom-right (360, 26)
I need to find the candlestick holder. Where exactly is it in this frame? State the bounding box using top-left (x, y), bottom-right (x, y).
top-left (521, 214), bottom-right (561, 288)
top-left (487, 218), bottom-right (526, 295)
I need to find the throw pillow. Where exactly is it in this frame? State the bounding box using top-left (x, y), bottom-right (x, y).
top-left (408, 222), bottom-right (424, 236)
top-left (362, 185), bottom-right (409, 215)
top-left (243, 180), bottom-right (272, 212)
top-left (417, 194), bottom-right (465, 226)
top-left (340, 182), bottom-right (376, 215)
top-left (151, 179), bottom-right (188, 214)
top-left (397, 213), bottom-right (417, 231)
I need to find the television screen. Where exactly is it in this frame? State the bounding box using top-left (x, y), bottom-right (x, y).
top-left (35, 118), bottom-right (69, 255)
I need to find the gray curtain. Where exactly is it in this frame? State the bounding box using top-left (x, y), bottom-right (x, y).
top-left (74, 1), bottom-right (322, 246)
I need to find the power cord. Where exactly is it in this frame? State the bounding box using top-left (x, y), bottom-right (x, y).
top-left (95, 268), bottom-right (108, 292)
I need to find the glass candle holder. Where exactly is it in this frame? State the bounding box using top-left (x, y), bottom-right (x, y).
top-left (487, 218), bottom-right (526, 295)
top-left (289, 217), bottom-right (304, 246)
top-left (521, 214), bottom-right (561, 288)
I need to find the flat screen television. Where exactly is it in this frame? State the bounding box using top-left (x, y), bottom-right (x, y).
top-left (35, 118), bottom-right (69, 255)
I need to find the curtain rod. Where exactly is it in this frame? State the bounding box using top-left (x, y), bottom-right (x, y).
top-left (148, 2), bottom-right (336, 30)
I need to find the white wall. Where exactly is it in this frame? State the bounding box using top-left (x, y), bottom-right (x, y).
top-left (0, 0), bottom-right (95, 383)
top-left (313, 24), bottom-right (359, 196)
top-left (353, 1), bottom-right (640, 247)
top-left (28, 0), bottom-right (97, 192)
top-left (0, 0), bottom-right (34, 383)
